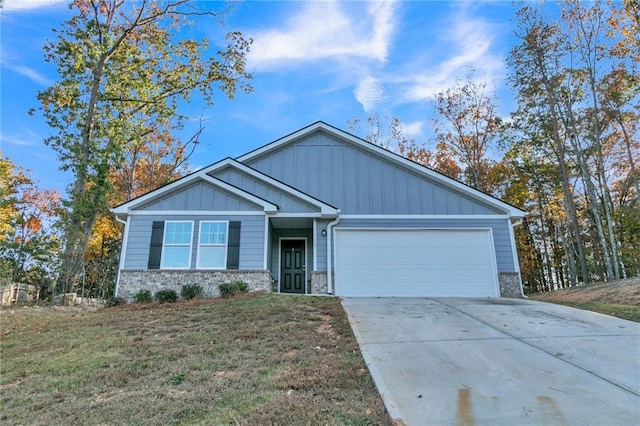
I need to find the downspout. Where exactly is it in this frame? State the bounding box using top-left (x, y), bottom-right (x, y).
top-left (510, 218), bottom-right (527, 299)
top-left (114, 214), bottom-right (128, 297)
top-left (325, 211), bottom-right (341, 295)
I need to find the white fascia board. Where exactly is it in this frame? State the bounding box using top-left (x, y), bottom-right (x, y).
top-left (340, 214), bottom-right (511, 220)
top-left (237, 122), bottom-right (526, 219)
top-left (110, 169), bottom-right (277, 216)
top-left (205, 158), bottom-right (339, 217)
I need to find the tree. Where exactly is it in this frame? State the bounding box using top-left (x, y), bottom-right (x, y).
top-left (347, 115), bottom-right (463, 180)
top-left (509, 4), bottom-right (590, 285)
top-left (432, 72), bottom-right (502, 193)
top-left (0, 157), bottom-right (62, 286)
top-left (36, 0), bottom-right (253, 292)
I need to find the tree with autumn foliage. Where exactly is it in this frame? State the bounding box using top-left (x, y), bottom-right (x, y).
top-left (432, 72), bottom-right (503, 194)
top-left (0, 157), bottom-right (62, 289)
top-left (35, 0), bottom-right (253, 293)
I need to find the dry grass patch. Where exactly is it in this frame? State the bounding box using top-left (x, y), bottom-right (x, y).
top-left (530, 277), bottom-right (640, 322)
top-left (1, 293), bottom-right (390, 425)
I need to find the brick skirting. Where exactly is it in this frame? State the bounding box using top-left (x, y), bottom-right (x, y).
top-left (117, 270), bottom-right (274, 302)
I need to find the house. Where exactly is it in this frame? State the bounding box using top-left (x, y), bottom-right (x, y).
top-left (111, 121), bottom-right (526, 300)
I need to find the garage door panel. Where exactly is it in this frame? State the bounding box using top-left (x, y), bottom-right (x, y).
top-left (335, 229), bottom-right (499, 297)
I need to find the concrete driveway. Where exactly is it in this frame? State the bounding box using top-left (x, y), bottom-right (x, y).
top-left (341, 297), bottom-right (640, 426)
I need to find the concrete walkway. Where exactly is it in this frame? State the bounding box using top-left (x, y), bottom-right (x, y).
top-left (341, 297), bottom-right (640, 426)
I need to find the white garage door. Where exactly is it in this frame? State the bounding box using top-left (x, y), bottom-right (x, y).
top-left (335, 229), bottom-right (499, 297)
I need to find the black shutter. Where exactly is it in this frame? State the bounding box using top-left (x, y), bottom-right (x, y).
top-left (148, 221), bottom-right (164, 269)
top-left (226, 221), bottom-right (241, 269)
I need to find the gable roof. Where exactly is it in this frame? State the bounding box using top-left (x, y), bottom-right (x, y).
top-left (237, 121), bottom-right (525, 219)
top-left (111, 169), bottom-right (278, 216)
top-left (207, 158), bottom-right (339, 217)
top-left (111, 156), bottom-right (340, 218)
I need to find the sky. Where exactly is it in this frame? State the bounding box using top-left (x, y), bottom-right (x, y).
top-left (1, 0), bottom-right (519, 196)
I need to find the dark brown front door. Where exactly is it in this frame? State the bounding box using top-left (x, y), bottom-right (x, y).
top-left (281, 240), bottom-right (305, 293)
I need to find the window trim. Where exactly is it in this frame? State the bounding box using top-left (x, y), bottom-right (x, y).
top-left (160, 220), bottom-right (194, 270)
top-left (196, 220), bottom-right (229, 270)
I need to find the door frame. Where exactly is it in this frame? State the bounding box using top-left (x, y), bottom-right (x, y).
top-left (278, 237), bottom-right (308, 294)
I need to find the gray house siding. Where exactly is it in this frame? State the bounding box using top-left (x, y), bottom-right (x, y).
top-left (135, 180), bottom-right (261, 211)
top-left (314, 219), bottom-right (331, 271)
top-left (333, 218), bottom-right (516, 273)
top-left (124, 214), bottom-right (265, 270)
top-left (244, 131), bottom-right (503, 215)
top-left (211, 167), bottom-right (319, 213)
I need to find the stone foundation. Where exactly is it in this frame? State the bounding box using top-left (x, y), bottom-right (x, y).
top-left (117, 270), bottom-right (274, 302)
top-left (310, 272), bottom-right (328, 295)
top-left (499, 272), bottom-right (523, 298)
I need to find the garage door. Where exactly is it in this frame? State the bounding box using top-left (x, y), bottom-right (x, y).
top-left (334, 229), bottom-right (499, 297)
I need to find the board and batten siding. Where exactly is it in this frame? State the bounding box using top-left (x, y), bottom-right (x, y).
top-left (211, 167), bottom-right (319, 213)
top-left (124, 214), bottom-right (266, 270)
top-left (135, 181), bottom-right (261, 212)
top-left (244, 131), bottom-right (504, 216)
top-left (333, 218), bottom-right (516, 273)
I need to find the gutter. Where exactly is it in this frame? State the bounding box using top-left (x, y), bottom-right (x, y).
top-left (113, 214), bottom-right (128, 297)
top-left (509, 218), bottom-right (528, 299)
top-left (325, 211), bottom-right (341, 295)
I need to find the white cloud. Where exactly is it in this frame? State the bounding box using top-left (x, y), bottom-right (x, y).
top-left (247, 0), bottom-right (396, 70)
top-left (4, 64), bottom-right (52, 86)
top-left (355, 76), bottom-right (383, 111)
top-left (1, 132), bottom-right (38, 147)
top-left (2, 0), bottom-right (66, 11)
top-left (398, 7), bottom-right (504, 103)
top-left (400, 121), bottom-right (423, 138)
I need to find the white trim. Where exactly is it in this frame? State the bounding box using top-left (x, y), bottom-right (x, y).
top-left (160, 220), bottom-right (194, 270)
top-left (335, 226), bottom-right (495, 232)
top-left (340, 214), bottom-right (511, 220)
top-left (111, 172), bottom-right (277, 215)
top-left (272, 213), bottom-right (325, 218)
top-left (263, 216), bottom-right (269, 270)
top-left (508, 221), bottom-right (527, 298)
top-left (114, 215), bottom-right (130, 297)
top-left (195, 221), bottom-right (229, 270)
top-left (333, 227), bottom-right (500, 297)
top-left (209, 158), bottom-right (339, 216)
top-left (237, 122), bottom-right (525, 219)
top-left (325, 214), bottom-right (341, 294)
top-left (278, 237), bottom-right (308, 294)
top-left (312, 219), bottom-right (317, 272)
top-left (127, 210), bottom-right (266, 216)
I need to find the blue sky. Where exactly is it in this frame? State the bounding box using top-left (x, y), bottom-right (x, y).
top-left (1, 0), bottom-right (518, 196)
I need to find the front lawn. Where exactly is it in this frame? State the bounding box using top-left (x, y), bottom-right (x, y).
top-left (0, 293), bottom-right (390, 425)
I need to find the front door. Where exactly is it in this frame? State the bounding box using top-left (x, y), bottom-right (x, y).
top-left (281, 240), bottom-right (305, 294)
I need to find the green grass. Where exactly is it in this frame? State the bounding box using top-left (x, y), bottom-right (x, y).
top-left (0, 293), bottom-right (390, 425)
top-left (543, 301), bottom-right (640, 322)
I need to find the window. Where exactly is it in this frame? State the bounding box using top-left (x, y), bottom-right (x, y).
top-left (197, 221), bottom-right (228, 269)
top-left (161, 221), bottom-right (193, 269)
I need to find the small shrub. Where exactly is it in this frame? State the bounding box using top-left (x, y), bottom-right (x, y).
top-left (105, 296), bottom-right (127, 307)
top-left (155, 289), bottom-right (178, 304)
top-left (235, 281), bottom-right (248, 293)
top-left (134, 289), bottom-right (153, 303)
top-left (219, 280), bottom-right (249, 298)
top-left (181, 284), bottom-right (202, 300)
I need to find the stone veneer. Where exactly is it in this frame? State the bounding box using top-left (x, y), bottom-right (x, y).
top-left (310, 272), bottom-right (329, 295)
top-left (498, 272), bottom-right (523, 298)
top-left (117, 270), bottom-right (274, 302)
